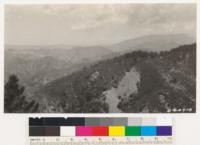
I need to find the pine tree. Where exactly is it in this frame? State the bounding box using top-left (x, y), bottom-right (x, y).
top-left (4, 74), bottom-right (39, 113)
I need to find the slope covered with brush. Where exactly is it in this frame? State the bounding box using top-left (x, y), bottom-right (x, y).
top-left (37, 43), bottom-right (196, 113)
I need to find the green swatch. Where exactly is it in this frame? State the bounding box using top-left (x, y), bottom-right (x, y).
top-left (125, 126), bottom-right (141, 136)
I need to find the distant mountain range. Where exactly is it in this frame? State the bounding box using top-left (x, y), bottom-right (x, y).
top-left (5, 45), bottom-right (113, 81)
top-left (5, 33), bottom-right (196, 113)
top-left (109, 33), bottom-right (195, 53)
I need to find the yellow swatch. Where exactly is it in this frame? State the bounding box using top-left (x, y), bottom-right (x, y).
top-left (109, 126), bottom-right (125, 136)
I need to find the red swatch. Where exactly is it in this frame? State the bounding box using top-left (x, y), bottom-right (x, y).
top-left (92, 126), bottom-right (108, 136)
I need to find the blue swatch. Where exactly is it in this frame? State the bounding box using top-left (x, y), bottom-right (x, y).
top-left (141, 126), bottom-right (156, 136)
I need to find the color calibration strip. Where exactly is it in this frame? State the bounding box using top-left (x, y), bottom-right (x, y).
top-left (29, 117), bottom-right (172, 137)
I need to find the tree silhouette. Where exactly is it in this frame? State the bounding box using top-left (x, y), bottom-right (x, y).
top-left (4, 74), bottom-right (39, 113)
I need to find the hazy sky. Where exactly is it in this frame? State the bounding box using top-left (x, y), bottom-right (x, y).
top-left (5, 4), bottom-right (196, 46)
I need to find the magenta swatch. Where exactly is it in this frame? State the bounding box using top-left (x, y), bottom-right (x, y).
top-left (76, 126), bottom-right (93, 136)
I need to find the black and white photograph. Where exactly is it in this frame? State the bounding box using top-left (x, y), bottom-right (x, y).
top-left (4, 4), bottom-right (196, 113)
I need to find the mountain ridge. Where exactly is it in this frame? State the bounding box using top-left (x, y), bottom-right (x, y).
top-left (109, 33), bottom-right (195, 53)
top-left (37, 43), bottom-right (196, 113)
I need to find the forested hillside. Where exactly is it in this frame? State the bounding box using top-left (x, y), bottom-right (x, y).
top-left (119, 44), bottom-right (196, 113)
top-left (37, 43), bottom-right (196, 113)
